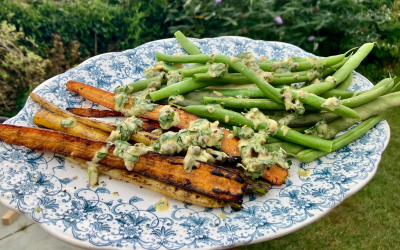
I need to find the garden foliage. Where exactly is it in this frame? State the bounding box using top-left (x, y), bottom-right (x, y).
top-left (0, 0), bottom-right (399, 115)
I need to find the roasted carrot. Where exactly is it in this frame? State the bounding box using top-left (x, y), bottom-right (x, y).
top-left (65, 81), bottom-right (288, 185)
top-left (0, 124), bottom-right (246, 202)
top-left (262, 165), bottom-right (289, 185)
top-left (66, 80), bottom-right (241, 155)
top-left (67, 156), bottom-right (228, 208)
top-left (30, 93), bottom-right (159, 145)
top-left (66, 108), bottom-right (123, 117)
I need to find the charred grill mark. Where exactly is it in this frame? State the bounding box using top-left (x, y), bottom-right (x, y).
top-left (210, 169), bottom-right (223, 177)
top-left (230, 156), bottom-right (242, 162)
top-left (225, 174), bottom-right (231, 178)
top-left (144, 134), bottom-right (159, 140)
top-left (168, 160), bottom-right (181, 165)
top-left (212, 187), bottom-right (222, 194)
top-left (233, 175), bottom-right (245, 184)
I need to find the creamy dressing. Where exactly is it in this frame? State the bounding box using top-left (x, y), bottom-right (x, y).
top-left (207, 63), bottom-right (229, 78)
top-left (280, 86), bottom-right (305, 116)
top-left (183, 146), bottom-right (228, 173)
top-left (213, 90), bottom-right (223, 96)
top-left (280, 125), bottom-right (290, 136)
top-left (143, 66), bottom-right (162, 79)
top-left (224, 115), bottom-right (230, 123)
top-left (298, 168), bottom-right (311, 178)
top-left (155, 197), bottom-right (169, 212)
top-left (147, 81), bottom-right (161, 92)
top-left (92, 144), bottom-right (111, 163)
top-left (270, 57), bottom-right (298, 73)
top-left (325, 76), bottom-right (337, 84)
top-left (321, 97), bottom-right (340, 111)
top-left (168, 94), bottom-right (185, 105)
top-left (113, 140), bottom-right (149, 171)
top-left (207, 105), bottom-right (216, 113)
top-left (151, 128), bottom-right (163, 135)
top-left (218, 213), bottom-right (227, 219)
top-left (158, 105), bottom-right (180, 130)
top-left (60, 117), bottom-right (77, 128)
top-left (87, 162), bottom-right (100, 188)
top-left (231, 55), bottom-right (239, 63)
top-left (166, 71), bottom-right (182, 86)
top-left (304, 119), bottom-right (330, 138)
top-left (123, 99), bottom-right (158, 117)
top-left (245, 108), bottom-right (269, 130)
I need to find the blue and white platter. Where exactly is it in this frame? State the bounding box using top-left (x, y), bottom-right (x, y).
top-left (0, 37), bottom-right (390, 249)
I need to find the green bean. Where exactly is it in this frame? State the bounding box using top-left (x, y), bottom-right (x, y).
top-left (156, 52), bottom-right (360, 118)
top-left (340, 79), bottom-right (393, 108)
top-left (193, 73), bottom-right (252, 84)
top-left (289, 112), bottom-right (386, 162)
top-left (181, 105), bottom-right (254, 127)
top-left (114, 64), bottom-right (205, 94)
top-left (180, 65), bottom-right (210, 78)
top-left (174, 31), bottom-right (202, 55)
top-left (181, 105), bottom-right (333, 152)
top-left (274, 70), bottom-right (308, 77)
top-left (202, 88), bottom-right (265, 98)
top-left (324, 91), bottom-right (400, 139)
top-left (287, 112), bottom-right (339, 127)
top-left (259, 53), bottom-right (346, 72)
top-left (264, 142), bottom-right (307, 155)
top-left (160, 62), bottom-right (180, 71)
top-left (114, 76), bottom-right (164, 94)
top-left (321, 78), bottom-right (392, 102)
top-left (260, 123), bottom-right (332, 152)
top-left (193, 72), bottom-right (315, 85)
top-left (156, 52), bottom-right (283, 103)
top-left (156, 53), bottom-right (212, 64)
top-left (335, 72), bottom-right (353, 90)
top-left (203, 96), bottom-right (319, 111)
top-left (321, 55), bottom-right (351, 77)
top-left (332, 43), bottom-right (374, 85)
top-left (204, 97), bottom-right (285, 110)
top-left (370, 77), bottom-right (395, 91)
top-left (299, 45), bottom-right (372, 96)
top-left (296, 92), bottom-right (360, 119)
top-left (150, 79), bottom-right (221, 102)
top-left (320, 89), bottom-right (362, 99)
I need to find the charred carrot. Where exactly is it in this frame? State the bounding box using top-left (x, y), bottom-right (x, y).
top-left (65, 81), bottom-right (287, 185)
top-left (0, 124), bottom-right (246, 202)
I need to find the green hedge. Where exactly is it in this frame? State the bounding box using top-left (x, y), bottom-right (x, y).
top-left (165, 0), bottom-right (400, 83)
top-left (1, 0), bottom-right (399, 116)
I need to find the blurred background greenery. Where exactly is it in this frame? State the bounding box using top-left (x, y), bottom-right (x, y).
top-left (0, 0), bottom-right (399, 117)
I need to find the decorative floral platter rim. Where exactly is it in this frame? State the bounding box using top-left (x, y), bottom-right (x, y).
top-left (0, 36), bottom-right (390, 250)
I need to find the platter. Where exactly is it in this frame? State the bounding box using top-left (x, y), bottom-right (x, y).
top-left (0, 37), bottom-right (390, 249)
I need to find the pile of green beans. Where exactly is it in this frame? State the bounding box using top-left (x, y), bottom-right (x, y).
top-left (113, 31), bottom-right (398, 165)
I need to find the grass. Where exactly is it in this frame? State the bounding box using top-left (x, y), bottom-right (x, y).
top-left (238, 108), bottom-right (400, 250)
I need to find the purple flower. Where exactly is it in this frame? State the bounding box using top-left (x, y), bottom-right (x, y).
top-left (308, 36), bottom-right (315, 41)
top-left (274, 16), bottom-right (283, 25)
top-left (216, 0), bottom-right (221, 3)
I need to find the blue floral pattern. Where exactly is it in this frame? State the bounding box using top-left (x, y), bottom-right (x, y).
top-left (0, 37), bottom-right (390, 249)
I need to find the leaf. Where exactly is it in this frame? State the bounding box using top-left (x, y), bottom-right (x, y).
top-left (104, 200), bottom-right (113, 207)
top-left (95, 187), bottom-right (110, 194)
top-left (71, 200), bottom-right (82, 209)
top-left (129, 196), bottom-right (144, 205)
top-left (54, 155), bottom-right (65, 165)
top-left (59, 178), bottom-right (74, 185)
top-left (147, 205), bottom-right (156, 212)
